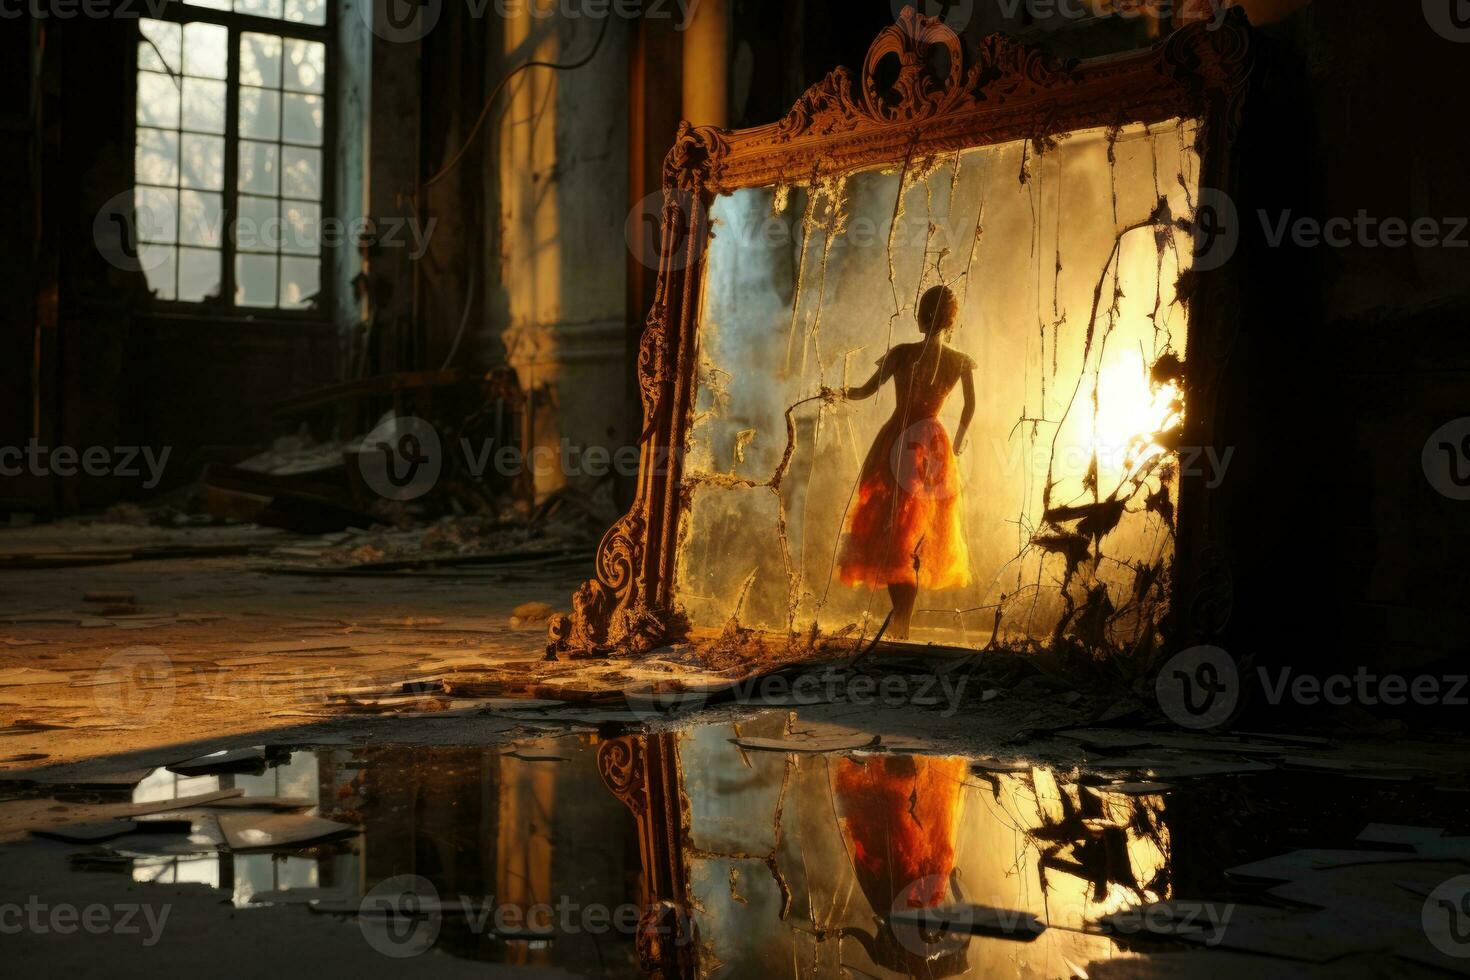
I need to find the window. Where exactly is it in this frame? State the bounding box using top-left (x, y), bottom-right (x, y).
top-left (135, 0), bottom-right (330, 312)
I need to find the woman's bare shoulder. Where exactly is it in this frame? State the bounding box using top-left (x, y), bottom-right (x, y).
top-left (943, 345), bottom-right (977, 372)
top-left (877, 341), bottom-right (923, 366)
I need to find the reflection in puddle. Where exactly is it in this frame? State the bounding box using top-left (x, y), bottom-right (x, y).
top-left (49, 718), bottom-right (1461, 977)
top-left (111, 740), bottom-right (645, 974)
top-left (683, 718), bottom-right (1163, 977)
top-left (73, 727), bottom-right (1175, 976)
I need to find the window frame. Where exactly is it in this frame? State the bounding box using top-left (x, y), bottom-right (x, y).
top-left (133, 0), bottom-right (337, 320)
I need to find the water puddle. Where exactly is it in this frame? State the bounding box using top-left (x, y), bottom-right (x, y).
top-left (19, 713), bottom-right (1470, 976)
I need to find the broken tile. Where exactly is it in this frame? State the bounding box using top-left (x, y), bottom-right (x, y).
top-left (1356, 823), bottom-right (1445, 847)
top-left (730, 734), bottom-right (880, 754)
top-left (0, 667), bottom-right (71, 686)
top-left (32, 819), bottom-right (140, 843)
top-left (890, 904), bottom-right (1046, 940)
top-left (217, 812), bottom-right (358, 850)
top-left (168, 746), bottom-right (268, 776)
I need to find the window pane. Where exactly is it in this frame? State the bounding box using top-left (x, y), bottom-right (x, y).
top-left (280, 146), bottom-right (320, 199)
top-left (236, 253), bottom-right (278, 307)
top-left (285, 0), bottom-right (326, 26)
top-left (240, 88), bottom-right (281, 140)
top-left (182, 78), bottom-right (226, 134)
top-left (180, 134), bottom-right (224, 190)
top-left (134, 186), bottom-right (178, 244)
top-left (236, 195), bottom-right (281, 252)
top-left (135, 128), bottom-right (179, 186)
top-left (282, 93), bottom-right (323, 146)
top-left (283, 39), bottom-right (325, 94)
top-left (183, 23), bottom-right (227, 80)
top-left (140, 244), bottom-right (177, 300)
top-left (282, 201), bottom-right (320, 255)
top-left (179, 190), bottom-right (223, 247)
top-left (235, 0), bottom-right (285, 18)
top-left (139, 20), bottom-right (181, 75)
top-left (136, 72), bottom-right (180, 128)
top-left (178, 247), bottom-right (221, 302)
top-left (279, 257), bottom-right (319, 308)
top-left (240, 33), bottom-right (282, 88)
top-left (184, 0), bottom-right (231, 10)
top-left (239, 141), bottom-right (280, 195)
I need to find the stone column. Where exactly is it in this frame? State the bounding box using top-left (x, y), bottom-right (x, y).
top-left (681, 0), bottom-right (730, 128)
top-left (494, 8), bottom-right (631, 502)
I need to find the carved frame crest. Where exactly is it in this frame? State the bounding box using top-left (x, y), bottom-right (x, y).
top-left (550, 9), bottom-right (1256, 656)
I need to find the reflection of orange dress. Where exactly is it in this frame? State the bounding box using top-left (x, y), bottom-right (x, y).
top-left (839, 342), bottom-right (973, 590)
top-left (834, 755), bottom-right (968, 910)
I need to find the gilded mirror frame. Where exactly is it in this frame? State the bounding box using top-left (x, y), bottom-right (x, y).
top-left (550, 9), bottom-right (1255, 657)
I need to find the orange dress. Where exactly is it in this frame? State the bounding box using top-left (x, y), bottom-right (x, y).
top-left (838, 342), bottom-right (973, 591)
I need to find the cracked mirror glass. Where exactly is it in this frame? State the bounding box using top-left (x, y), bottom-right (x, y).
top-left (677, 119), bottom-right (1201, 651)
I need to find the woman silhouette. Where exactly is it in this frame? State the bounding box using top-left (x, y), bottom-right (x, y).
top-left (830, 285), bottom-right (974, 640)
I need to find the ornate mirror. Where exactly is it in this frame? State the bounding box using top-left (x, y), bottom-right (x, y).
top-left (552, 10), bottom-right (1253, 659)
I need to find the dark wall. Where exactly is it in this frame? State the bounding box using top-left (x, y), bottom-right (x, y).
top-left (0, 19), bottom-right (40, 510)
top-left (1220, 0), bottom-right (1470, 678)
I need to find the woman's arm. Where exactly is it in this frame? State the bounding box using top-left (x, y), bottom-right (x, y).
top-left (954, 369), bottom-right (976, 454)
top-left (826, 353), bottom-right (896, 402)
top-left (839, 367), bottom-right (884, 401)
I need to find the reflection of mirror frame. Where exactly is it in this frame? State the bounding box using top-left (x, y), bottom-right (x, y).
top-left (598, 735), bottom-right (695, 974)
top-left (550, 9), bottom-right (1255, 656)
